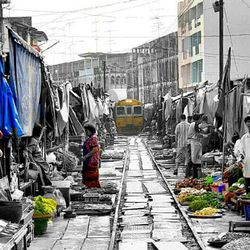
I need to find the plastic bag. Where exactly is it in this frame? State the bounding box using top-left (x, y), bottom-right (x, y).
top-left (53, 189), bottom-right (66, 209)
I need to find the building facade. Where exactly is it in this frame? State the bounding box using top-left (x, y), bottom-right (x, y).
top-left (49, 52), bottom-right (131, 90)
top-left (49, 60), bottom-right (85, 87)
top-left (178, 0), bottom-right (250, 91)
top-left (127, 32), bottom-right (178, 104)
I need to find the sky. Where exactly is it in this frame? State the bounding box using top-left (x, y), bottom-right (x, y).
top-left (3, 0), bottom-right (178, 65)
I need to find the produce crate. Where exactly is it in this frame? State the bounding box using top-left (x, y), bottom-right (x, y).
top-left (229, 221), bottom-right (250, 232)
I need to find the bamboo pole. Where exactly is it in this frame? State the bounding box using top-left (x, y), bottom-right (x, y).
top-left (221, 90), bottom-right (228, 177)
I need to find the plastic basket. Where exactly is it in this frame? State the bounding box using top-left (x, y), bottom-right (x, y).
top-left (245, 204), bottom-right (250, 221)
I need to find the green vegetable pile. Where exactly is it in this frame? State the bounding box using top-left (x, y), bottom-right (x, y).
top-left (188, 192), bottom-right (224, 211)
top-left (203, 176), bottom-right (213, 185)
top-left (34, 196), bottom-right (57, 216)
top-left (237, 178), bottom-right (245, 185)
top-left (228, 186), bottom-right (239, 192)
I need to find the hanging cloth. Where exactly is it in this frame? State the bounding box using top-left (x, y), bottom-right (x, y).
top-left (81, 85), bottom-right (90, 122)
top-left (57, 82), bottom-right (71, 135)
top-left (0, 58), bottom-right (23, 138)
top-left (9, 30), bottom-right (42, 136)
top-left (87, 89), bottom-right (98, 124)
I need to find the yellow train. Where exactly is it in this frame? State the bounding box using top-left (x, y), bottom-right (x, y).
top-left (114, 99), bottom-right (144, 135)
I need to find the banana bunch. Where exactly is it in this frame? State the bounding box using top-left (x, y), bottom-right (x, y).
top-left (193, 207), bottom-right (219, 216)
top-left (177, 193), bottom-right (189, 203)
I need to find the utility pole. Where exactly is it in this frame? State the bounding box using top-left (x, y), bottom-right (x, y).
top-left (219, 0), bottom-right (223, 87)
top-left (103, 60), bottom-right (106, 91)
top-left (213, 0), bottom-right (224, 88)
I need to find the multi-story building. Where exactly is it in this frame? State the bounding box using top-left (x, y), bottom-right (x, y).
top-left (49, 60), bottom-right (85, 87)
top-left (78, 52), bottom-right (131, 90)
top-left (178, 0), bottom-right (250, 91)
top-left (49, 52), bottom-right (132, 90)
top-left (127, 32), bottom-right (178, 104)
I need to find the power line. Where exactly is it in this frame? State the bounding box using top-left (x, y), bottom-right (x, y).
top-left (32, 0), bottom-right (160, 26)
top-left (241, 0), bottom-right (250, 8)
top-left (6, 0), bottom-right (144, 14)
top-left (46, 33), bottom-right (250, 39)
top-left (224, 7), bottom-right (239, 73)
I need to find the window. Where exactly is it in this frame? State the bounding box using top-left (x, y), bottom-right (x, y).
top-left (182, 37), bottom-right (190, 60)
top-left (196, 2), bottom-right (203, 20)
top-left (188, 7), bottom-right (196, 30)
top-left (134, 106), bottom-right (142, 115)
top-left (116, 107), bottom-right (125, 116)
top-left (182, 39), bottom-right (186, 60)
top-left (190, 31), bottom-right (201, 56)
top-left (192, 59), bottom-right (203, 83)
top-left (127, 107), bottom-right (132, 115)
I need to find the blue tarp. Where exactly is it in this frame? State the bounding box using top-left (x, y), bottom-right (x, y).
top-left (0, 58), bottom-right (23, 137)
top-left (9, 30), bottom-right (42, 136)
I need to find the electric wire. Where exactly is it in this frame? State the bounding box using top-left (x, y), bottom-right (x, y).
top-left (224, 7), bottom-right (239, 73)
top-left (6, 0), bottom-right (146, 15)
top-left (240, 0), bottom-right (250, 8)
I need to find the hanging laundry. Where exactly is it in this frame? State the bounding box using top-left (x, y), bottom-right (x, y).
top-left (103, 97), bottom-right (110, 116)
top-left (203, 87), bottom-right (218, 124)
top-left (87, 89), bottom-right (99, 125)
top-left (81, 85), bottom-right (90, 122)
top-left (57, 82), bottom-right (71, 135)
top-left (69, 107), bottom-right (84, 136)
top-left (97, 97), bottom-right (104, 117)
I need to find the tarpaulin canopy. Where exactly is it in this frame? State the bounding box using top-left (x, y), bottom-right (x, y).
top-left (0, 57), bottom-right (23, 138)
top-left (108, 89), bottom-right (127, 102)
top-left (9, 29), bottom-right (42, 136)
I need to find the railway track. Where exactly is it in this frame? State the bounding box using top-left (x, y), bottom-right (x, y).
top-left (29, 135), bottom-right (206, 250)
top-left (109, 136), bottom-right (204, 250)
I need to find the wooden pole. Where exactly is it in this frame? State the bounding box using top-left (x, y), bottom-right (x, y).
top-left (221, 91), bottom-right (228, 177)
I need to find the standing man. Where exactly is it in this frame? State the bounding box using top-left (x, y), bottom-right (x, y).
top-left (174, 114), bottom-right (190, 175)
top-left (188, 113), bottom-right (202, 178)
top-left (239, 114), bottom-right (250, 193)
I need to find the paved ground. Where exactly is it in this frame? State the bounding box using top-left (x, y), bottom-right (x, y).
top-left (147, 137), bottom-right (246, 250)
top-left (29, 136), bottom-right (247, 250)
top-left (29, 138), bottom-right (127, 250)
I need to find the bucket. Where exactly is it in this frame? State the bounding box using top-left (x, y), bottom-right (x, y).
top-left (33, 215), bottom-right (51, 235)
top-left (244, 204), bottom-right (250, 221)
top-left (33, 217), bottom-right (48, 235)
top-left (218, 184), bottom-right (225, 193)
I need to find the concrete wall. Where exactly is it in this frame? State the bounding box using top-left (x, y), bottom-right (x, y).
top-left (178, 0), bottom-right (250, 91)
top-left (128, 32), bottom-right (178, 103)
top-left (204, 0), bottom-right (250, 82)
top-left (178, 0), bottom-right (204, 90)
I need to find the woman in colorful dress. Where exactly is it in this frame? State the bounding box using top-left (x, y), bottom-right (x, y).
top-left (82, 123), bottom-right (101, 188)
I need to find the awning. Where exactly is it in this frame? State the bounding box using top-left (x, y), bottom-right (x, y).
top-left (108, 89), bottom-right (127, 102)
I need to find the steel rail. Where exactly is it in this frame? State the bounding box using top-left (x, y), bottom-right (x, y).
top-left (144, 140), bottom-right (206, 250)
top-left (108, 146), bottom-right (130, 250)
